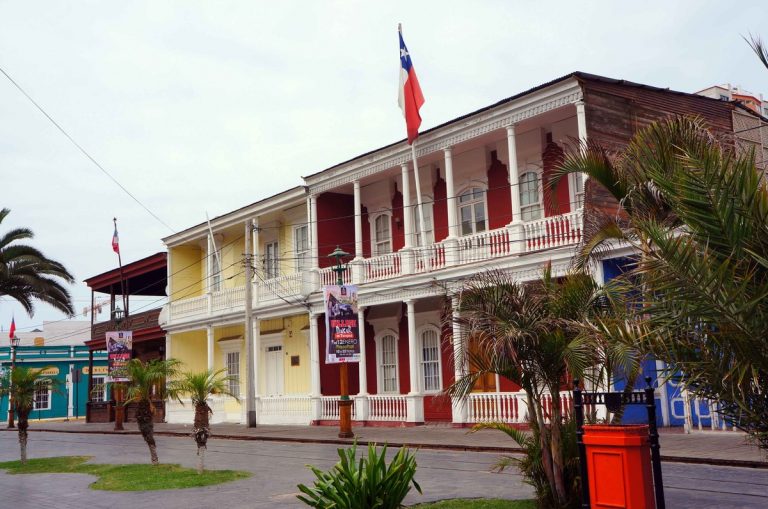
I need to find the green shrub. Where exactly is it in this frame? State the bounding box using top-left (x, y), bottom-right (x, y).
top-left (297, 443), bottom-right (421, 509)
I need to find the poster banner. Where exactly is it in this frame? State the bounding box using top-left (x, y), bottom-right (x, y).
top-left (106, 330), bottom-right (132, 382)
top-left (324, 285), bottom-right (360, 364)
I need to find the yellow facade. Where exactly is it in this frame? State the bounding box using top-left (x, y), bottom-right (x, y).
top-left (170, 246), bottom-right (204, 299)
top-left (170, 330), bottom-right (206, 373)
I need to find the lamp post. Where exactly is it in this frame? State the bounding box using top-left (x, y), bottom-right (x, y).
top-left (6, 335), bottom-right (20, 428)
top-left (111, 306), bottom-right (125, 431)
top-left (328, 246), bottom-right (354, 439)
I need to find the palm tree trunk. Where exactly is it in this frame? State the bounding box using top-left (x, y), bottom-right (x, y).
top-left (529, 386), bottom-right (558, 501)
top-left (197, 446), bottom-right (205, 474)
top-left (549, 389), bottom-right (567, 503)
top-left (135, 400), bottom-right (158, 465)
top-left (193, 402), bottom-right (211, 474)
top-left (17, 408), bottom-right (30, 465)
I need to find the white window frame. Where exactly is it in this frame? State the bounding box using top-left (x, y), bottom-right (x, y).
top-left (418, 325), bottom-right (443, 393)
top-left (411, 199), bottom-right (434, 247)
top-left (92, 375), bottom-right (107, 402)
top-left (293, 225), bottom-right (310, 272)
top-left (457, 186), bottom-right (489, 236)
top-left (264, 241), bottom-right (279, 279)
top-left (33, 379), bottom-right (52, 410)
top-left (219, 338), bottom-right (243, 399)
top-left (374, 329), bottom-right (400, 394)
top-left (519, 170), bottom-right (543, 221)
top-left (371, 213), bottom-right (393, 256)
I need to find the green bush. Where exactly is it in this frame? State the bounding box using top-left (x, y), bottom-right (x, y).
top-left (297, 443), bottom-right (421, 509)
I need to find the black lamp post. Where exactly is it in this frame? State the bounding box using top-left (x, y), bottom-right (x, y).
top-left (6, 335), bottom-right (21, 428)
top-left (327, 246), bottom-right (354, 439)
top-left (111, 305), bottom-right (126, 431)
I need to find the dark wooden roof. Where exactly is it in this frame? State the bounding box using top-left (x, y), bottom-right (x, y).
top-left (84, 252), bottom-right (167, 296)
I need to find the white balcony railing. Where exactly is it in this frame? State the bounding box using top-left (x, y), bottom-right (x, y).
top-left (368, 394), bottom-right (407, 421)
top-left (257, 273), bottom-right (304, 303)
top-left (168, 294), bottom-right (207, 320)
top-left (524, 210), bottom-right (582, 251)
top-left (413, 243), bottom-right (447, 274)
top-left (211, 286), bottom-right (246, 313)
top-left (319, 266), bottom-right (350, 287)
top-left (457, 228), bottom-right (513, 265)
top-left (361, 252), bottom-right (402, 283)
top-left (320, 396), bottom-right (357, 420)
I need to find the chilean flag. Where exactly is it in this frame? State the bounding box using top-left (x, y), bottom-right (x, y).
top-left (112, 224), bottom-right (120, 254)
top-left (398, 26), bottom-right (424, 145)
top-left (8, 317), bottom-right (15, 340)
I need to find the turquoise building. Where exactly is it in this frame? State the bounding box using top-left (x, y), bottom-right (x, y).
top-left (1, 341), bottom-right (108, 421)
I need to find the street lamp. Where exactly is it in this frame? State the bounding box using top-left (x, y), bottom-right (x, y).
top-left (6, 335), bottom-right (21, 428)
top-left (328, 246), bottom-right (354, 439)
top-left (112, 305), bottom-right (126, 431)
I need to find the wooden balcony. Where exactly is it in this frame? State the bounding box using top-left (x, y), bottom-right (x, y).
top-left (90, 308), bottom-right (162, 342)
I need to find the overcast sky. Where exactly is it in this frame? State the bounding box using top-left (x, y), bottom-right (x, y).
top-left (1, 1), bottom-right (766, 336)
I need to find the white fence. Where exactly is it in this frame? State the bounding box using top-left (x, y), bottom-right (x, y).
top-left (458, 228), bottom-right (513, 265)
top-left (361, 252), bottom-right (403, 283)
top-left (259, 395), bottom-right (313, 425)
top-left (211, 286), bottom-right (245, 312)
top-left (319, 396), bottom-right (356, 420)
top-left (467, 391), bottom-right (573, 424)
top-left (368, 395), bottom-right (408, 421)
top-left (523, 210), bottom-right (582, 251)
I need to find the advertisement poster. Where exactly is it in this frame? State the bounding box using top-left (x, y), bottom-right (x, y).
top-left (106, 330), bottom-right (132, 382)
top-left (324, 285), bottom-right (360, 364)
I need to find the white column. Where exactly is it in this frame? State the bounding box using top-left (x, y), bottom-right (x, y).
top-left (309, 311), bottom-right (322, 421)
top-left (506, 125), bottom-right (522, 224)
top-left (401, 165), bottom-right (413, 249)
top-left (252, 218), bottom-right (260, 303)
top-left (165, 333), bottom-right (172, 359)
top-left (575, 100), bottom-right (588, 209)
top-left (353, 180), bottom-right (363, 259)
top-left (253, 318), bottom-right (261, 397)
top-left (355, 305), bottom-right (369, 421)
top-left (309, 195), bottom-right (319, 268)
top-left (206, 325), bottom-right (214, 371)
top-left (67, 364), bottom-right (75, 418)
top-left (444, 148), bottom-right (459, 239)
top-left (405, 299), bottom-right (424, 423)
top-left (451, 295), bottom-right (468, 424)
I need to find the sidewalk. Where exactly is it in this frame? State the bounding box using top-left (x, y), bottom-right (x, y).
top-left (6, 420), bottom-right (766, 468)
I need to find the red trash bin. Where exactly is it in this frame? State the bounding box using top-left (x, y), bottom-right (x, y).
top-left (583, 424), bottom-right (655, 509)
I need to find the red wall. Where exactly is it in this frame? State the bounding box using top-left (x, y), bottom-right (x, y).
top-left (391, 187), bottom-right (405, 252)
top-left (423, 319), bottom-right (454, 421)
top-left (486, 152), bottom-right (513, 228)
top-left (542, 142), bottom-right (571, 216)
top-left (433, 175), bottom-right (448, 242)
top-left (317, 192), bottom-right (355, 268)
top-left (498, 376), bottom-right (522, 392)
top-left (361, 206), bottom-right (372, 258)
top-left (397, 306), bottom-right (411, 394)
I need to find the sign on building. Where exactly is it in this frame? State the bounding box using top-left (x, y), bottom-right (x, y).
top-left (323, 285), bottom-right (360, 364)
top-left (106, 330), bottom-right (132, 382)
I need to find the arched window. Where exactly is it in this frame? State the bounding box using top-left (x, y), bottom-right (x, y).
top-left (519, 171), bottom-right (542, 220)
top-left (419, 326), bottom-right (443, 393)
top-left (458, 187), bottom-right (487, 236)
top-left (376, 330), bottom-right (399, 393)
top-left (412, 200), bottom-right (434, 246)
top-left (372, 214), bottom-right (392, 256)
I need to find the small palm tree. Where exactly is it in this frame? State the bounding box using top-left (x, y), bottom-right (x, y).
top-left (0, 208), bottom-right (75, 316)
top-left (176, 369), bottom-right (239, 473)
top-left (122, 358), bottom-right (181, 465)
top-left (0, 366), bottom-right (58, 464)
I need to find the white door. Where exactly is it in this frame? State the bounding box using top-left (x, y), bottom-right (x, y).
top-left (265, 345), bottom-right (284, 396)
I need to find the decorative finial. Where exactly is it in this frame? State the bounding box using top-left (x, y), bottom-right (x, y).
top-left (398, 23), bottom-right (402, 32)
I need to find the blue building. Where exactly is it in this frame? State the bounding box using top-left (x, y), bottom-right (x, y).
top-left (1, 322), bottom-right (108, 421)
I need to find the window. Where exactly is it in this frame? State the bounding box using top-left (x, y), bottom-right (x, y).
top-left (92, 376), bottom-right (106, 402)
top-left (412, 202), bottom-right (434, 246)
top-left (719, 94), bottom-right (729, 101)
top-left (378, 332), bottom-right (399, 393)
top-left (294, 225), bottom-right (310, 272)
top-left (373, 214), bottom-right (392, 255)
top-left (458, 187), bottom-right (487, 235)
top-left (210, 251), bottom-right (222, 291)
top-left (419, 327), bottom-right (442, 392)
top-left (226, 351), bottom-right (240, 398)
top-left (519, 172), bottom-right (543, 220)
top-left (264, 241), bottom-right (279, 279)
top-left (33, 380), bottom-right (51, 410)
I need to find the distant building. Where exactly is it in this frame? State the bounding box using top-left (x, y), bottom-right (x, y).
top-left (0, 321), bottom-right (108, 421)
top-left (697, 83), bottom-right (768, 117)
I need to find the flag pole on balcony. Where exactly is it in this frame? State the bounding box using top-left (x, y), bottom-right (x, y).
top-left (112, 218), bottom-right (127, 316)
top-left (398, 24), bottom-right (428, 254)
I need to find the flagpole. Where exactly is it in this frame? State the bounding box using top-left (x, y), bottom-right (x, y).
top-left (113, 218), bottom-right (127, 317)
top-left (410, 142), bottom-right (429, 256)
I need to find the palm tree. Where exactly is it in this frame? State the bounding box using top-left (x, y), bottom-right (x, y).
top-left (0, 366), bottom-right (58, 464)
top-left (0, 208), bottom-right (75, 317)
top-left (176, 368), bottom-right (239, 473)
top-left (446, 266), bottom-right (636, 507)
top-left (554, 116), bottom-right (768, 448)
top-left (122, 358), bottom-right (182, 465)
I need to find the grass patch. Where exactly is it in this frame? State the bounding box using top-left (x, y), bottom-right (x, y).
top-left (411, 499), bottom-right (536, 509)
top-left (0, 456), bottom-right (250, 491)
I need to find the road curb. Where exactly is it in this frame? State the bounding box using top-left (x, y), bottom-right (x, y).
top-left (5, 428), bottom-right (767, 470)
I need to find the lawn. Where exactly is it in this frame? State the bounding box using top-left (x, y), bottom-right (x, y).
top-left (412, 499), bottom-right (535, 509)
top-left (0, 456), bottom-right (251, 491)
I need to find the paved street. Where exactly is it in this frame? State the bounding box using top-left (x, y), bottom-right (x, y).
top-left (1, 432), bottom-right (767, 508)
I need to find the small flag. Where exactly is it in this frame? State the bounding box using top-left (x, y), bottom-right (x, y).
top-left (9, 317), bottom-right (15, 340)
top-left (112, 219), bottom-right (120, 254)
top-left (398, 25), bottom-right (425, 145)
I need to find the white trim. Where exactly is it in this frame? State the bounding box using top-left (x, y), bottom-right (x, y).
top-left (293, 224), bottom-right (310, 273)
top-left (518, 168), bottom-right (543, 221)
top-left (417, 324), bottom-right (443, 394)
top-left (456, 185), bottom-right (489, 236)
top-left (374, 328), bottom-right (400, 394)
top-left (33, 379), bottom-right (52, 411)
top-left (370, 212), bottom-right (393, 255)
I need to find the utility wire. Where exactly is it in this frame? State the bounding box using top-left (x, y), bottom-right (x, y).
top-left (0, 65), bottom-right (175, 233)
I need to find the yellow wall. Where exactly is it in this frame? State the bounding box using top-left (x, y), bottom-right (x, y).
top-left (260, 314), bottom-right (310, 394)
top-left (170, 330), bottom-right (206, 373)
top-left (219, 235), bottom-right (245, 288)
top-left (213, 325), bottom-right (245, 413)
top-left (170, 246), bottom-right (203, 300)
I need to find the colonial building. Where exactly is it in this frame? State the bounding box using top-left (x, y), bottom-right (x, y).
top-left (160, 72), bottom-right (768, 428)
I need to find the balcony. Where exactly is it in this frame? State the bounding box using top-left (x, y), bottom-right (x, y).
top-left (90, 308), bottom-right (161, 341)
top-left (164, 210), bottom-right (582, 326)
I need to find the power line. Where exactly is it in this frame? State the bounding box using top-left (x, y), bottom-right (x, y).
top-left (0, 65), bottom-right (175, 233)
